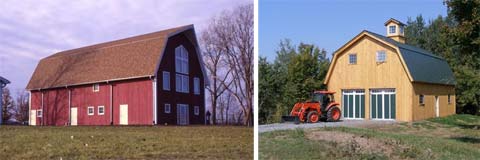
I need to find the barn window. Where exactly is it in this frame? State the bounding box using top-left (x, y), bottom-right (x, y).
top-left (419, 95), bottom-right (424, 105)
top-left (98, 106), bottom-right (105, 115)
top-left (194, 77), bottom-right (200, 95)
top-left (163, 71), bottom-right (170, 91)
top-left (448, 94), bottom-right (451, 104)
top-left (87, 106), bottom-right (94, 115)
top-left (176, 74), bottom-right (189, 93)
top-left (194, 106), bottom-right (200, 115)
top-left (376, 50), bottom-right (386, 63)
top-left (165, 104), bottom-right (171, 113)
top-left (175, 45), bottom-right (189, 74)
top-left (349, 54), bottom-right (357, 64)
top-left (389, 25), bottom-right (396, 34)
top-left (93, 84), bottom-right (100, 92)
top-left (37, 109), bottom-right (42, 117)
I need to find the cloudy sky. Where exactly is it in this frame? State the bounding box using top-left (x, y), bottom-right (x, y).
top-left (0, 0), bottom-right (250, 95)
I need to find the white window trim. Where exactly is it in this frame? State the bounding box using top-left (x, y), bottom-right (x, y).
top-left (37, 109), bottom-right (42, 117)
top-left (163, 71), bottom-right (170, 91)
top-left (87, 106), bottom-right (95, 115)
top-left (176, 74), bottom-right (189, 93)
top-left (165, 103), bottom-right (171, 113)
top-left (194, 106), bottom-right (200, 115)
top-left (376, 50), bottom-right (386, 63)
top-left (194, 77), bottom-right (200, 95)
top-left (98, 106), bottom-right (105, 115)
top-left (93, 84), bottom-right (100, 92)
top-left (389, 25), bottom-right (396, 34)
top-left (349, 54), bottom-right (357, 64)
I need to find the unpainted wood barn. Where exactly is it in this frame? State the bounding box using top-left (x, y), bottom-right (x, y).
top-left (325, 18), bottom-right (456, 122)
top-left (27, 25), bottom-right (207, 126)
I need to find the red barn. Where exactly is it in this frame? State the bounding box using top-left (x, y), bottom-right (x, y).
top-left (26, 25), bottom-right (207, 126)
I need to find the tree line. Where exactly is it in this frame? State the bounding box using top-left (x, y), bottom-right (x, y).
top-left (2, 87), bottom-right (29, 124)
top-left (259, 0), bottom-right (480, 124)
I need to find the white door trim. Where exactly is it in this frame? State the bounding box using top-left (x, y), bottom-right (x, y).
top-left (370, 89), bottom-right (396, 120)
top-left (435, 96), bottom-right (439, 117)
top-left (342, 90), bottom-right (365, 119)
top-left (30, 110), bottom-right (36, 126)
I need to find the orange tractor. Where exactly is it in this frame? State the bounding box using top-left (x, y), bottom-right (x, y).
top-left (281, 91), bottom-right (341, 124)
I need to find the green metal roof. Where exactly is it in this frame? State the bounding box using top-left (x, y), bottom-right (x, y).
top-left (366, 31), bottom-right (456, 85)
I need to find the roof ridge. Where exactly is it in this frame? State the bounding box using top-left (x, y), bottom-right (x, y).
top-left (364, 30), bottom-right (446, 61)
top-left (44, 25), bottom-right (192, 60)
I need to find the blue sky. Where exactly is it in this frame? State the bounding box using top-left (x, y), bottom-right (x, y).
top-left (259, 0), bottom-right (448, 61)
top-left (0, 0), bottom-right (250, 95)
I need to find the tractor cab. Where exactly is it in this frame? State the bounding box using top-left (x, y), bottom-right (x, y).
top-left (311, 91), bottom-right (335, 112)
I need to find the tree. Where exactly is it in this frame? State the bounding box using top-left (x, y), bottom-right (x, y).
top-left (2, 87), bottom-right (14, 124)
top-left (201, 4), bottom-right (254, 126)
top-left (15, 90), bottom-right (29, 123)
top-left (445, 0), bottom-right (480, 114)
top-left (259, 40), bottom-right (330, 124)
top-left (201, 13), bottom-right (233, 125)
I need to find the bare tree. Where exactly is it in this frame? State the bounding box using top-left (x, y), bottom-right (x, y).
top-left (201, 4), bottom-right (253, 126)
top-left (223, 4), bottom-right (254, 126)
top-left (2, 87), bottom-right (14, 124)
top-left (15, 90), bottom-right (29, 123)
top-left (201, 14), bottom-right (234, 125)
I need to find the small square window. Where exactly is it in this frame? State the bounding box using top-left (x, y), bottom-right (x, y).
top-left (419, 95), bottom-right (424, 105)
top-left (93, 84), bottom-right (100, 92)
top-left (389, 25), bottom-right (396, 34)
top-left (349, 54), bottom-right (357, 64)
top-left (37, 109), bottom-right (42, 117)
top-left (98, 106), bottom-right (105, 115)
top-left (194, 106), bottom-right (200, 115)
top-left (87, 106), bottom-right (94, 115)
top-left (376, 50), bottom-right (386, 63)
top-left (165, 104), bottom-right (171, 113)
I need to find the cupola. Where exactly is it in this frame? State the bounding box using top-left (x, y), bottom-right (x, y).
top-left (384, 18), bottom-right (406, 43)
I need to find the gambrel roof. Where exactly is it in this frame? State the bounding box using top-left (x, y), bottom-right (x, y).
top-left (27, 25), bottom-right (207, 90)
top-left (325, 30), bottom-right (456, 86)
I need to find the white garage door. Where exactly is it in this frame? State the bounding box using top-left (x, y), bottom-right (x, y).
top-left (342, 90), bottom-right (365, 119)
top-left (370, 89), bottom-right (396, 120)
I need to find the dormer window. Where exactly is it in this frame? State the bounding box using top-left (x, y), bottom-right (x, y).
top-left (389, 25), bottom-right (396, 34)
top-left (399, 26), bottom-right (404, 34)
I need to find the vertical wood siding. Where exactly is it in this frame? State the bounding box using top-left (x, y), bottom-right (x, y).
top-left (157, 33), bottom-right (205, 125)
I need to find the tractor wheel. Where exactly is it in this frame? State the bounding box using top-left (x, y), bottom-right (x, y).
top-left (327, 106), bottom-right (341, 122)
top-left (307, 111), bottom-right (319, 123)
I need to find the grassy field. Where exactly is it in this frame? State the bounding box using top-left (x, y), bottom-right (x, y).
top-left (0, 126), bottom-right (252, 159)
top-left (260, 114), bottom-right (480, 160)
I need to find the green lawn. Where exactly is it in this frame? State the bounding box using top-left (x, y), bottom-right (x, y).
top-left (0, 126), bottom-right (252, 159)
top-left (260, 114), bottom-right (480, 160)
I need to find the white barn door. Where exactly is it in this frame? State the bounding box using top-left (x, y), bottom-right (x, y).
top-left (70, 107), bottom-right (77, 126)
top-left (120, 104), bottom-right (128, 125)
top-left (30, 110), bottom-right (36, 126)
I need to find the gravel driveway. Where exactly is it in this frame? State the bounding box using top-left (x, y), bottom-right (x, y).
top-left (259, 120), bottom-right (396, 133)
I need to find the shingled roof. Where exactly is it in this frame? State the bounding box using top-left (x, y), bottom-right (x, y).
top-left (27, 25), bottom-right (198, 90)
top-left (325, 30), bottom-right (456, 86)
top-left (366, 31), bottom-right (456, 85)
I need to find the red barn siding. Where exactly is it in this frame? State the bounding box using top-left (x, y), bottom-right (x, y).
top-left (112, 78), bottom-right (153, 125)
top-left (157, 33), bottom-right (205, 125)
top-left (72, 83), bottom-right (111, 125)
top-left (30, 91), bottom-right (42, 125)
top-left (41, 89), bottom-right (69, 126)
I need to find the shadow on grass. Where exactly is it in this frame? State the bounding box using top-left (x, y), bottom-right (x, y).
top-left (450, 136), bottom-right (480, 144)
